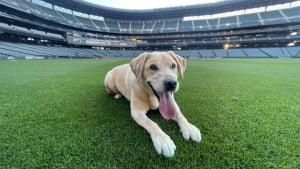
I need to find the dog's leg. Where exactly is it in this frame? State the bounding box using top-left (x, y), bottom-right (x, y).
top-left (131, 97), bottom-right (176, 157)
top-left (172, 102), bottom-right (202, 142)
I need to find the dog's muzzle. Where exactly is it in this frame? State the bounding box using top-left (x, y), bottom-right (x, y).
top-left (147, 80), bottom-right (177, 120)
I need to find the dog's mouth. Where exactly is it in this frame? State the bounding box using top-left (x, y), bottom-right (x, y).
top-left (148, 82), bottom-right (176, 120)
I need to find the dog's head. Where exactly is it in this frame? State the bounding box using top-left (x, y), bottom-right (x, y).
top-left (130, 51), bottom-right (186, 92)
top-left (130, 51), bottom-right (186, 119)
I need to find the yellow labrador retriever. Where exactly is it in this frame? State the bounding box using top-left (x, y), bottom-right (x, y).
top-left (104, 51), bottom-right (201, 157)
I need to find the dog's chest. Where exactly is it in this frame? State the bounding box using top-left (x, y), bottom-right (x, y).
top-left (149, 95), bottom-right (159, 110)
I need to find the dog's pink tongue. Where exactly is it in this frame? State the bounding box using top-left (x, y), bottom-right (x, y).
top-left (158, 92), bottom-right (177, 120)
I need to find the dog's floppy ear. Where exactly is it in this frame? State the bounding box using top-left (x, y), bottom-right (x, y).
top-left (168, 51), bottom-right (186, 77)
top-left (130, 52), bottom-right (150, 81)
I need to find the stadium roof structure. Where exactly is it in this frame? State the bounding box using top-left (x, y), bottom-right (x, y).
top-left (43, 0), bottom-right (295, 20)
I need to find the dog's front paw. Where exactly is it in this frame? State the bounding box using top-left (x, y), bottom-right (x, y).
top-left (181, 123), bottom-right (201, 142)
top-left (151, 133), bottom-right (176, 157)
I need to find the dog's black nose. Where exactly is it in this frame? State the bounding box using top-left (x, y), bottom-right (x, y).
top-left (164, 79), bottom-right (177, 91)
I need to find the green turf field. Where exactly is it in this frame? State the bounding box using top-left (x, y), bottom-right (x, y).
top-left (0, 59), bottom-right (299, 168)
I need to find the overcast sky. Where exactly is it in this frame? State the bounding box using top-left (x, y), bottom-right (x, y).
top-left (84, 0), bottom-right (222, 10)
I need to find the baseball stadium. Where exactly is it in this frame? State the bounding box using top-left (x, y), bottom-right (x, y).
top-left (0, 0), bottom-right (299, 168)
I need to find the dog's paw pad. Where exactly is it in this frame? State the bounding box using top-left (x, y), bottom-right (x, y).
top-left (151, 133), bottom-right (176, 158)
top-left (114, 94), bottom-right (122, 99)
top-left (181, 123), bottom-right (202, 142)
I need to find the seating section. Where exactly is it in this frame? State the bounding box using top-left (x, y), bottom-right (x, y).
top-left (199, 50), bottom-right (216, 58)
top-left (178, 21), bottom-right (193, 32)
top-left (0, 41), bottom-right (118, 59)
top-left (282, 6), bottom-right (300, 22)
top-left (152, 22), bottom-right (164, 33)
top-left (239, 13), bottom-right (260, 27)
top-left (219, 16), bottom-right (238, 29)
top-left (260, 11), bottom-right (286, 25)
top-left (0, 22), bottom-right (64, 40)
top-left (1, 0), bottom-right (299, 34)
top-left (228, 49), bottom-right (247, 57)
top-left (1, 41), bottom-right (299, 59)
top-left (243, 48), bottom-right (268, 57)
top-left (260, 47), bottom-right (292, 57)
top-left (286, 46), bottom-right (300, 56)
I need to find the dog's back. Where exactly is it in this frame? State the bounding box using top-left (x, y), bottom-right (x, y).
top-left (104, 63), bottom-right (132, 100)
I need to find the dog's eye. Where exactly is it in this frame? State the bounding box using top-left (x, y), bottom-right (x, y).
top-left (149, 64), bottom-right (158, 71)
top-left (171, 63), bottom-right (176, 69)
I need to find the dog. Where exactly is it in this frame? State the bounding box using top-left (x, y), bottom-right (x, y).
top-left (104, 51), bottom-right (201, 157)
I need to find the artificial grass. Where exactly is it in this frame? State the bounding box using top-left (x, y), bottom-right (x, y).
top-left (0, 59), bottom-right (299, 168)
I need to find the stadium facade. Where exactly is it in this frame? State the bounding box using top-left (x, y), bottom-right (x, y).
top-left (0, 0), bottom-right (300, 59)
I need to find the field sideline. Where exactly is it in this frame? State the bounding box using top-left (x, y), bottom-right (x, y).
top-left (0, 58), bottom-right (299, 168)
